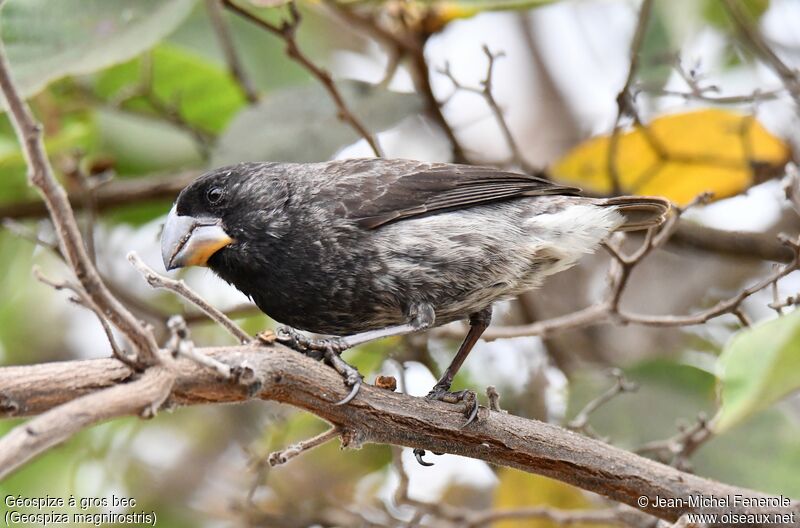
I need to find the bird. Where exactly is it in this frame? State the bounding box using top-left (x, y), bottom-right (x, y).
top-left (161, 158), bottom-right (669, 463)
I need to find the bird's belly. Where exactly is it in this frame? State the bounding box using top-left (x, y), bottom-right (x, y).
top-left (250, 199), bottom-right (620, 336)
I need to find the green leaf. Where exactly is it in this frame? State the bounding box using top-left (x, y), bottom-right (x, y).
top-left (567, 358), bottom-right (800, 495)
top-left (566, 359), bottom-right (716, 448)
top-left (695, 407), bottom-right (800, 497)
top-left (95, 108), bottom-right (203, 174)
top-left (703, 0), bottom-right (769, 29)
top-left (716, 310), bottom-right (800, 432)
top-left (95, 44), bottom-right (246, 134)
top-left (0, 0), bottom-right (196, 106)
top-left (212, 80), bottom-right (423, 164)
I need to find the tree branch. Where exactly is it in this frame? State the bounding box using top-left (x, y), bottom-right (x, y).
top-left (205, 0), bottom-right (260, 104)
top-left (0, 170), bottom-right (198, 220)
top-left (0, 366), bottom-right (174, 480)
top-left (0, 345), bottom-right (795, 524)
top-left (0, 37), bottom-right (160, 366)
top-left (722, 0), bottom-right (800, 107)
top-left (222, 0), bottom-right (384, 157)
top-left (438, 45), bottom-right (533, 173)
top-left (128, 251), bottom-right (252, 345)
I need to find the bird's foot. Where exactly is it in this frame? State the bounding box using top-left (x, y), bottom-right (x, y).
top-left (276, 326), bottom-right (346, 358)
top-left (413, 383), bottom-right (479, 466)
top-left (322, 346), bottom-right (362, 405)
top-left (275, 326), bottom-right (361, 405)
top-left (426, 384), bottom-right (480, 427)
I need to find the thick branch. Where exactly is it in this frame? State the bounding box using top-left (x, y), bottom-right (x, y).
top-left (0, 346), bottom-right (795, 524)
top-left (0, 366), bottom-right (174, 480)
top-left (672, 221), bottom-right (795, 263)
top-left (0, 170), bottom-right (197, 220)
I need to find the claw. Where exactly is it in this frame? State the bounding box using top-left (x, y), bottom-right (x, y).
top-left (275, 326), bottom-right (306, 351)
top-left (334, 377), bottom-right (361, 406)
top-left (461, 397), bottom-right (479, 428)
top-left (275, 327), bottom-right (362, 404)
top-left (414, 448), bottom-right (434, 467)
top-left (323, 344), bottom-right (362, 406)
top-left (425, 386), bottom-right (480, 427)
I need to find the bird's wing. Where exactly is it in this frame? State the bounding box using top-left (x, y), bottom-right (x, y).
top-left (334, 160), bottom-right (581, 229)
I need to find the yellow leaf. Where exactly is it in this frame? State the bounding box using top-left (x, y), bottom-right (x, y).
top-left (552, 109), bottom-right (792, 205)
top-left (492, 468), bottom-right (618, 528)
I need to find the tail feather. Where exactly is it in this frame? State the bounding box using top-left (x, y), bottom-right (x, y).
top-left (601, 196), bottom-right (671, 232)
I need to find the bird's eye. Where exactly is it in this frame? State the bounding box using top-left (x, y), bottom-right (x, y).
top-left (206, 186), bottom-right (224, 205)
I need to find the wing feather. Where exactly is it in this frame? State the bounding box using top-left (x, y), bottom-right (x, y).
top-left (337, 160), bottom-right (581, 229)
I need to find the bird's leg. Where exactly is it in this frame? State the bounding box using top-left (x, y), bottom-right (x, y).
top-left (414, 306), bottom-right (492, 467)
top-left (276, 304), bottom-right (436, 405)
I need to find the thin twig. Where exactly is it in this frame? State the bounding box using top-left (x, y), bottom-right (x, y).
top-left (648, 57), bottom-right (787, 105)
top-left (267, 426), bottom-right (340, 466)
top-left (166, 315), bottom-right (232, 378)
top-left (636, 413), bottom-right (715, 471)
top-left (60, 154), bottom-right (107, 265)
top-left (223, 0), bottom-right (384, 157)
top-left (438, 213), bottom-right (800, 342)
top-left (607, 0), bottom-right (655, 194)
top-left (568, 369), bottom-right (638, 437)
top-left (486, 385), bottom-right (504, 413)
top-left (318, 0), bottom-right (468, 161)
top-left (2, 218), bottom-right (63, 258)
top-left (438, 45), bottom-right (533, 172)
top-left (128, 252), bottom-right (252, 344)
top-left (722, 0), bottom-right (800, 107)
top-left (32, 267), bottom-right (135, 367)
top-left (205, 0), bottom-right (259, 103)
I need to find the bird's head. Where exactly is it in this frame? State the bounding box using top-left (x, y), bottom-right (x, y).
top-left (160, 163), bottom-right (289, 272)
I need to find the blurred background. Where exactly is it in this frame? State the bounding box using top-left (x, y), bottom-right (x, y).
top-left (0, 0), bottom-right (799, 526)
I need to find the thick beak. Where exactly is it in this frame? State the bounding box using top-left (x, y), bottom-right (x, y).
top-left (161, 205), bottom-right (233, 271)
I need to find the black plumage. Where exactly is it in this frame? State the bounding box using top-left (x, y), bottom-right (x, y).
top-left (161, 158), bottom-right (669, 438)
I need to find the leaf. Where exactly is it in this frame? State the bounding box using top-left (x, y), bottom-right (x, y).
top-left (492, 468), bottom-right (618, 528)
top-left (95, 44), bottom-right (247, 134)
top-left (96, 108), bottom-right (203, 174)
top-left (695, 407), bottom-right (800, 497)
top-left (566, 359), bottom-right (716, 448)
top-left (0, 0), bottom-right (195, 106)
top-left (568, 359), bottom-right (800, 496)
top-left (703, 0), bottom-right (769, 29)
top-left (552, 109), bottom-right (792, 206)
top-left (212, 80), bottom-right (423, 165)
top-left (715, 310), bottom-right (800, 432)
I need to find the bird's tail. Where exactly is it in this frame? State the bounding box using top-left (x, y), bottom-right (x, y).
top-left (600, 196), bottom-right (671, 232)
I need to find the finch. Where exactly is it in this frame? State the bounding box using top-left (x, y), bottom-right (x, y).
top-left (161, 158), bottom-right (669, 456)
